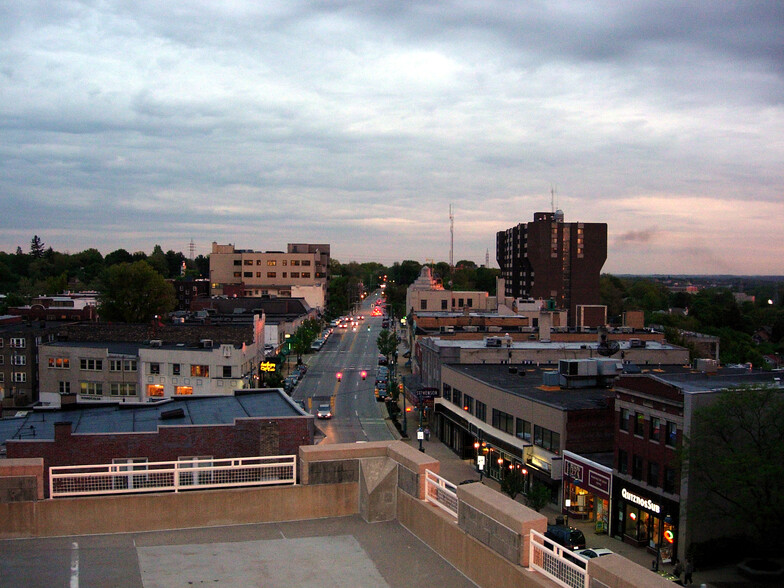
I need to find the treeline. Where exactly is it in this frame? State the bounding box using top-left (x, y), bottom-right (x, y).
top-left (0, 235), bottom-right (208, 310)
top-left (601, 275), bottom-right (784, 366)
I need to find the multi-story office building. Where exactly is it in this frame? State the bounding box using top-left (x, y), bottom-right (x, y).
top-left (497, 211), bottom-right (607, 326)
top-left (209, 242), bottom-right (330, 312)
top-left (0, 316), bottom-right (60, 409)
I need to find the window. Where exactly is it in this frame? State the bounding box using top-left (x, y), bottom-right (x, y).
top-left (282, 260), bottom-right (288, 266)
top-left (109, 383), bottom-right (137, 396)
top-left (302, 272), bottom-right (310, 278)
top-left (302, 260), bottom-right (311, 266)
top-left (463, 394), bottom-right (474, 414)
top-left (452, 388), bottom-right (462, 407)
top-left (244, 260), bottom-right (253, 265)
top-left (256, 272), bottom-right (262, 278)
top-left (244, 272), bottom-right (252, 278)
top-left (282, 272), bottom-right (287, 278)
top-left (664, 467), bottom-right (677, 493)
top-left (109, 359), bottom-right (136, 372)
top-left (619, 408), bottom-right (629, 431)
top-left (124, 360), bottom-right (137, 371)
top-left (458, 298), bottom-right (464, 307)
top-left (80, 382), bottom-right (103, 396)
top-left (80, 358), bottom-right (103, 371)
top-left (648, 461), bottom-right (659, 487)
top-left (267, 260), bottom-right (276, 266)
top-left (10, 338), bottom-right (26, 348)
top-left (650, 417), bottom-right (661, 442)
top-left (109, 359), bottom-right (122, 372)
top-left (12, 355), bottom-right (26, 366)
top-left (233, 272), bottom-right (241, 278)
top-left (12, 372), bottom-right (26, 383)
top-left (59, 381), bottom-right (71, 394)
top-left (290, 272), bottom-right (299, 278)
top-left (442, 383), bottom-right (451, 401)
top-left (0, 355), bottom-right (3, 365)
top-left (420, 299), bottom-right (427, 310)
top-left (0, 373), bottom-right (3, 382)
top-left (147, 384), bottom-right (164, 397)
top-left (632, 455), bottom-right (644, 480)
top-left (516, 418), bottom-right (532, 442)
top-left (222, 365), bottom-right (232, 378)
top-left (233, 260), bottom-right (241, 266)
top-left (0, 338), bottom-right (3, 347)
top-left (441, 300), bottom-right (448, 310)
top-left (267, 272), bottom-right (276, 278)
top-left (191, 365), bottom-right (209, 378)
top-left (475, 401), bottom-right (487, 422)
top-left (467, 299), bottom-right (473, 307)
top-left (492, 409), bottom-right (514, 435)
top-left (534, 425), bottom-right (561, 453)
top-left (634, 412), bottom-right (645, 436)
top-left (172, 363), bottom-right (181, 376)
top-left (665, 421), bottom-right (677, 447)
top-left (175, 386), bottom-right (193, 395)
top-left (291, 260), bottom-right (300, 266)
top-left (150, 363), bottom-right (161, 375)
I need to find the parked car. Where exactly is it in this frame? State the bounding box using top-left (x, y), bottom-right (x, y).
top-left (378, 354), bottom-right (388, 365)
top-left (575, 548), bottom-right (613, 559)
top-left (545, 525), bottom-right (586, 551)
top-left (316, 403), bottom-right (332, 419)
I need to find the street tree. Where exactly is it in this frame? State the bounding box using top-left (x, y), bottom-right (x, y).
top-left (682, 386), bottom-right (784, 547)
top-left (501, 468), bottom-right (526, 500)
top-left (525, 483), bottom-right (551, 512)
top-left (376, 329), bottom-right (397, 363)
top-left (98, 261), bottom-right (176, 323)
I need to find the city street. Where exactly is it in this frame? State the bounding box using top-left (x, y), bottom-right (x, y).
top-left (292, 294), bottom-right (393, 444)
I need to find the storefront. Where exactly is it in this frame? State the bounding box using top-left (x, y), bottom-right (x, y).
top-left (612, 479), bottom-right (679, 563)
top-left (562, 451), bottom-right (612, 534)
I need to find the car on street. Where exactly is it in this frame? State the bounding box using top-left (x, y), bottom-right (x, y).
top-left (545, 524), bottom-right (586, 551)
top-left (575, 548), bottom-right (613, 559)
top-left (316, 403), bottom-right (332, 419)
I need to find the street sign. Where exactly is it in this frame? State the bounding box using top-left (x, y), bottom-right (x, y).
top-left (417, 430), bottom-right (424, 440)
top-left (477, 456), bottom-right (486, 471)
top-left (417, 388), bottom-right (439, 398)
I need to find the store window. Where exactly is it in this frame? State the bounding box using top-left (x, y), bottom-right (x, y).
top-left (175, 386), bottom-right (193, 395)
top-left (618, 449), bottom-right (628, 474)
top-left (516, 418), bottom-right (531, 442)
top-left (665, 421), bottom-right (677, 447)
top-left (442, 383), bottom-right (451, 401)
top-left (632, 455), bottom-right (644, 480)
top-left (650, 417), bottom-right (661, 442)
top-left (619, 408), bottom-right (629, 431)
top-left (148, 384), bottom-right (164, 397)
top-left (634, 412), bottom-right (645, 436)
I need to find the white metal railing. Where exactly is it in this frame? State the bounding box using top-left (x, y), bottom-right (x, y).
top-left (424, 469), bottom-right (458, 518)
top-left (49, 455), bottom-right (297, 498)
top-left (529, 529), bottom-right (588, 588)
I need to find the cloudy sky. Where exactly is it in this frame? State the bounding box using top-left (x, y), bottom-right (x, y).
top-left (1, 1), bottom-right (782, 274)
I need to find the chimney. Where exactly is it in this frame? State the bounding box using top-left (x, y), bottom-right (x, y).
top-left (54, 421), bottom-right (73, 440)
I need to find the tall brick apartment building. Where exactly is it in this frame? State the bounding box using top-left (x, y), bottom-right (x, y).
top-left (496, 211), bottom-right (607, 326)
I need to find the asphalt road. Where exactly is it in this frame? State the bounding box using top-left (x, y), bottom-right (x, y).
top-left (292, 293), bottom-right (393, 444)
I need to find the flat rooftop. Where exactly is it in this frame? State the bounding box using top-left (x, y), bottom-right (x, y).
top-left (0, 389), bottom-right (304, 447)
top-left (642, 369), bottom-right (784, 393)
top-left (428, 337), bottom-right (680, 351)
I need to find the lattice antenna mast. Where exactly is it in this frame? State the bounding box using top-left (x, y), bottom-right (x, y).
top-left (449, 204), bottom-right (454, 268)
top-left (485, 248), bottom-right (489, 268)
top-left (189, 238), bottom-right (195, 260)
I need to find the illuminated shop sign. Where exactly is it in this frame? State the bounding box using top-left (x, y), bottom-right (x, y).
top-left (621, 488), bottom-right (661, 514)
top-left (259, 362), bottom-right (277, 372)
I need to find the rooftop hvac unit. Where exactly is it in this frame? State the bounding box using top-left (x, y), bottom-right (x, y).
top-left (150, 339), bottom-right (162, 347)
top-left (200, 339), bottom-right (213, 348)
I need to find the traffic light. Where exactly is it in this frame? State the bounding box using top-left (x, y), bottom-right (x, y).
top-left (360, 370), bottom-right (367, 380)
top-left (336, 372), bottom-right (343, 381)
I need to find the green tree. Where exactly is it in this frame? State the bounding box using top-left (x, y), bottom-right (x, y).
top-left (147, 245), bottom-right (168, 276)
top-left (525, 483), bottom-right (551, 512)
top-left (30, 235), bottom-right (45, 258)
top-left (500, 468), bottom-right (526, 500)
top-left (377, 329), bottom-right (397, 363)
top-left (105, 248), bottom-right (134, 267)
top-left (682, 386), bottom-right (784, 546)
top-left (194, 254), bottom-right (210, 278)
top-left (98, 261), bottom-right (176, 323)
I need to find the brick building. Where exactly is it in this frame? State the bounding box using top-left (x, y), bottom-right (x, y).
top-left (496, 211), bottom-right (607, 326)
top-left (2, 388), bottom-right (313, 496)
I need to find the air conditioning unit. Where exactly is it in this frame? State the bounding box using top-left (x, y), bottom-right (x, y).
top-left (200, 339), bottom-right (213, 348)
top-left (150, 339), bottom-right (162, 347)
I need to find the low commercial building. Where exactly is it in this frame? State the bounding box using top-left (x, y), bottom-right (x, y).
top-left (37, 321), bottom-right (263, 407)
top-left (2, 388), bottom-right (313, 493)
top-left (433, 360), bottom-right (617, 506)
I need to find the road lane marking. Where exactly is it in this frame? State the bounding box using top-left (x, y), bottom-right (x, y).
top-left (70, 541), bottom-right (79, 588)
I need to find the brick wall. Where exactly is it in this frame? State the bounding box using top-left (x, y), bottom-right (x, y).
top-left (55, 323), bottom-right (255, 347)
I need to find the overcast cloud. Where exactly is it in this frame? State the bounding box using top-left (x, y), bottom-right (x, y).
top-left (1, 1), bottom-right (782, 273)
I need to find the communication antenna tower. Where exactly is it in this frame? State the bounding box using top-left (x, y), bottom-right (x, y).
top-left (189, 238), bottom-right (195, 260)
top-left (449, 204), bottom-right (454, 268)
top-left (485, 249), bottom-right (489, 268)
top-left (550, 185), bottom-right (558, 213)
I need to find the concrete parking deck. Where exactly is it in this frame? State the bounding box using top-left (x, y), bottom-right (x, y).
top-left (0, 515), bottom-right (478, 588)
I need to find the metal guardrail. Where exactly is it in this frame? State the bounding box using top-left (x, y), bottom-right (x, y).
top-left (424, 469), bottom-right (458, 518)
top-left (49, 455), bottom-right (297, 498)
top-left (529, 529), bottom-right (589, 588)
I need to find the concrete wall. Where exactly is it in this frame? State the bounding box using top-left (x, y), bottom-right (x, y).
top-left (0, 483), bottom-right (358, 539)
top-left (0, 458), bottom-right (45, 501)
